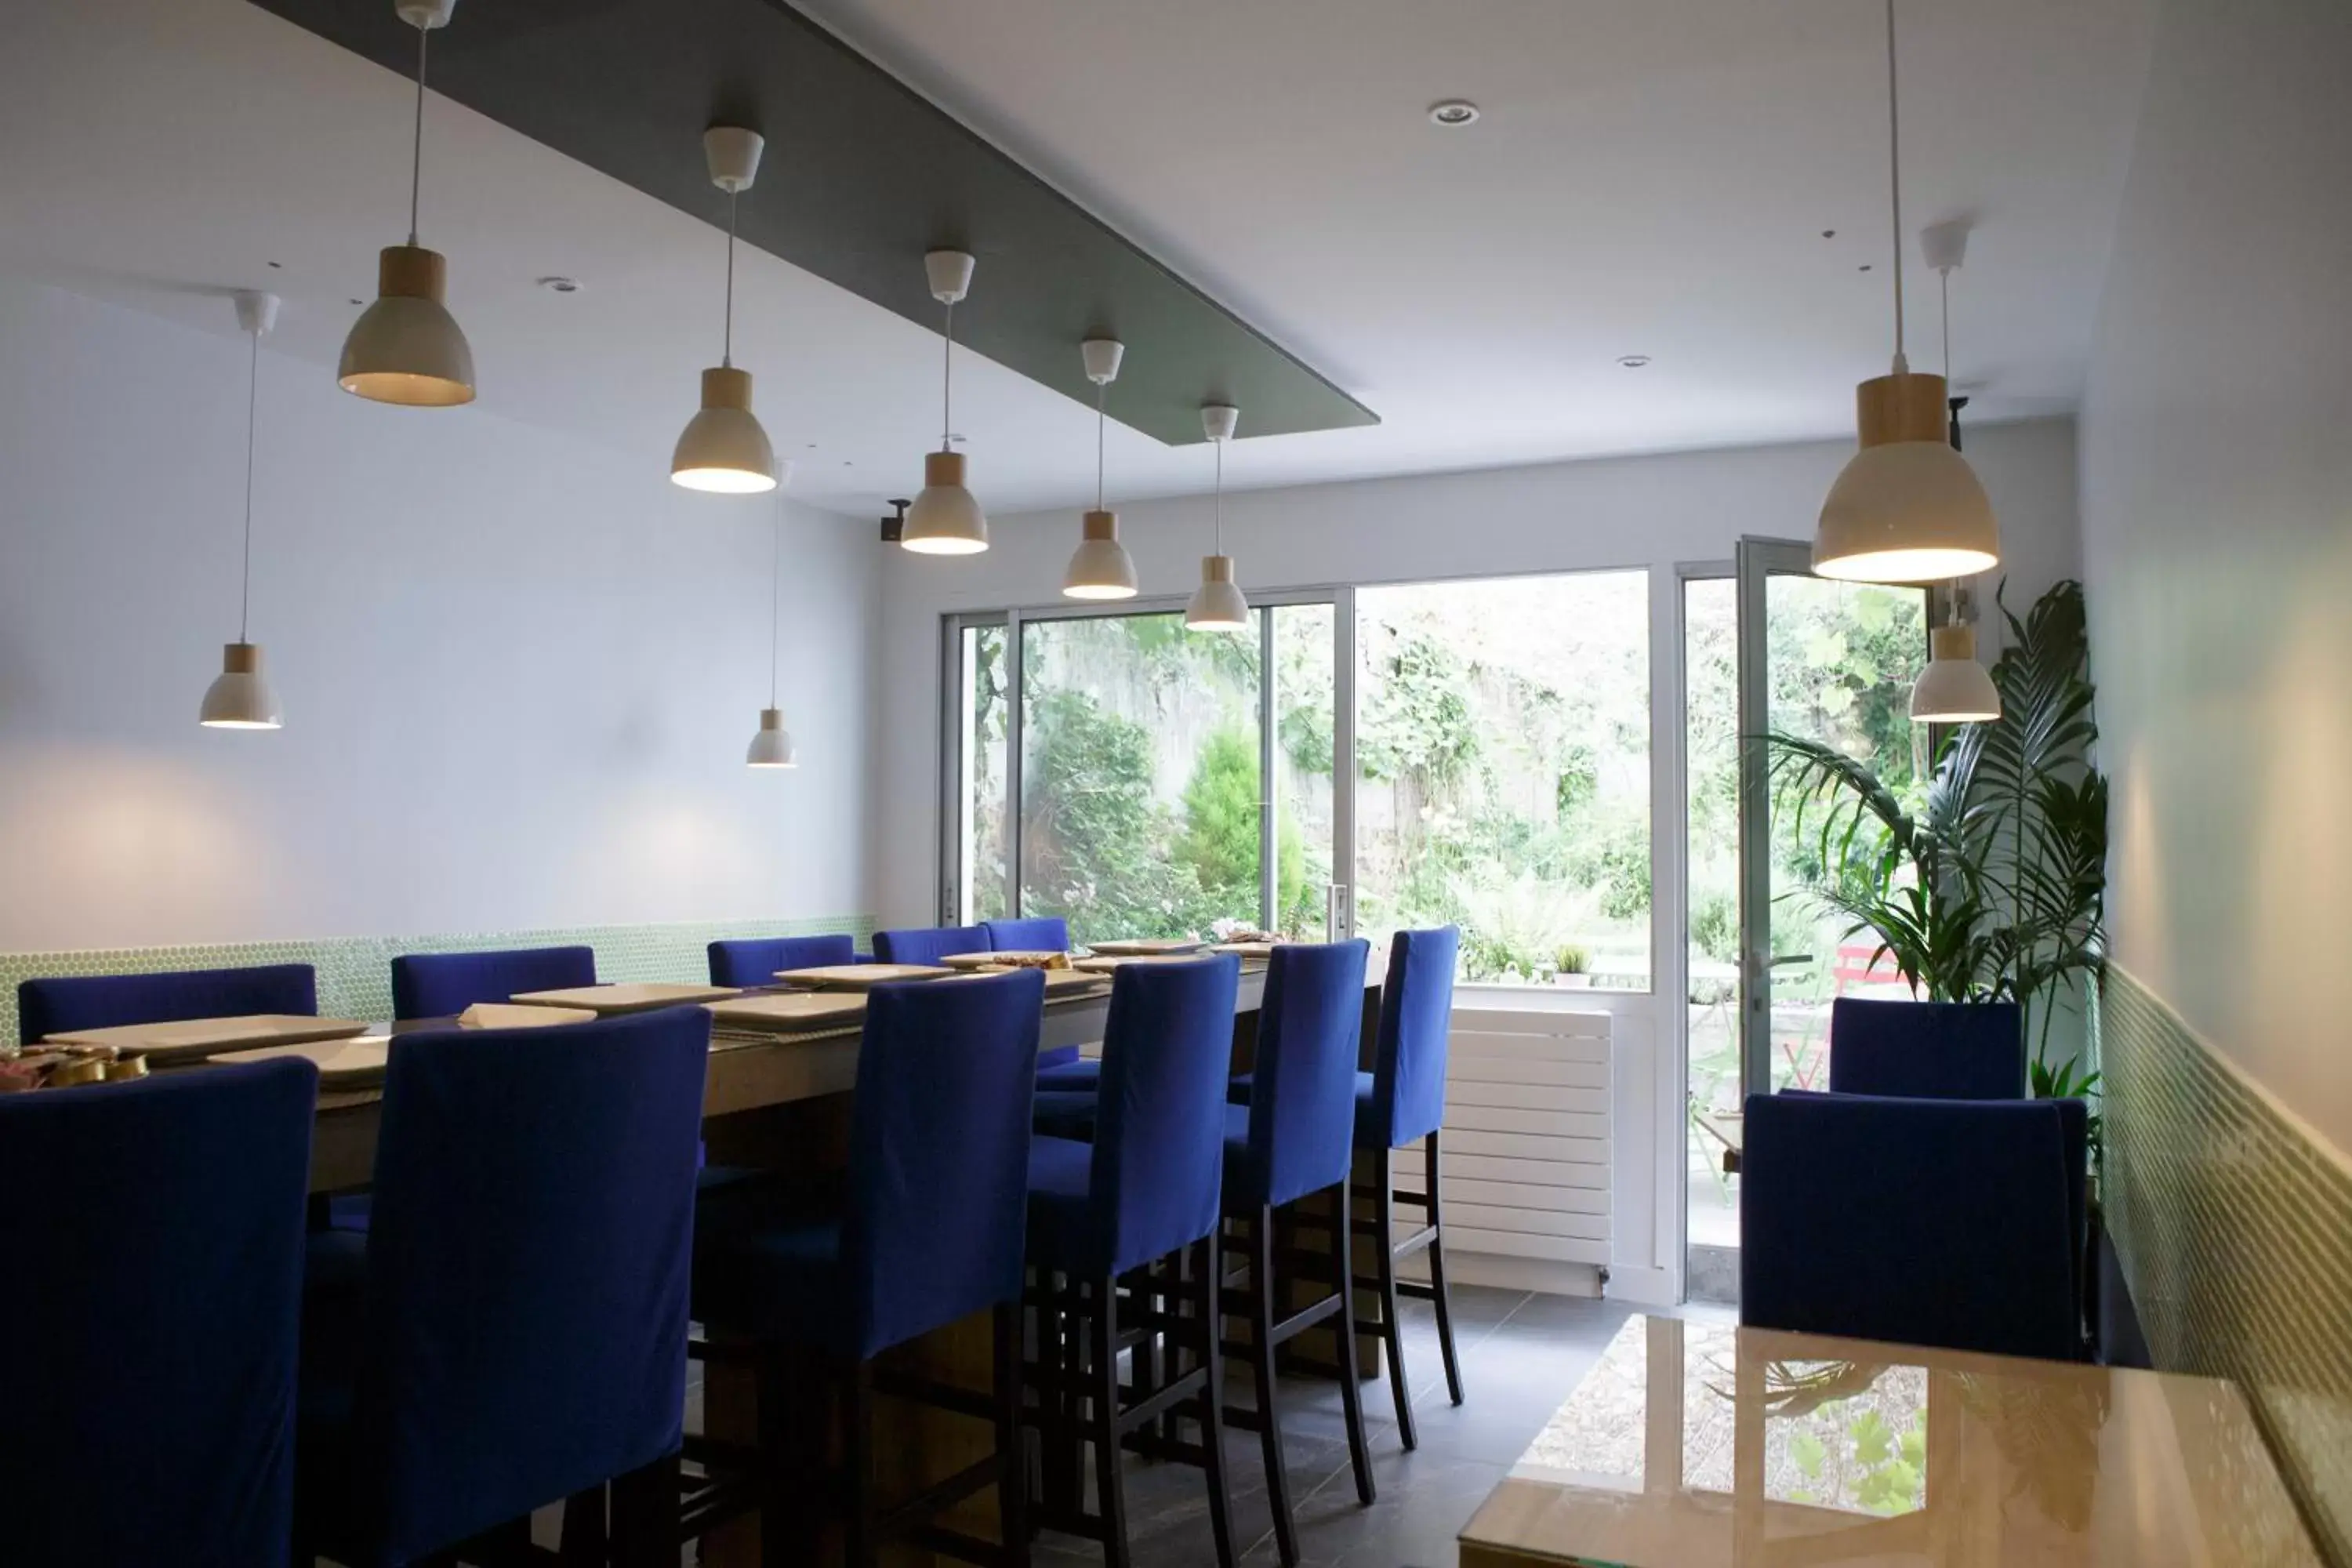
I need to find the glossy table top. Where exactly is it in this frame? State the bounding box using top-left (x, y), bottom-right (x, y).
top-left (1458, 1315), bottom-right (2320, 1567)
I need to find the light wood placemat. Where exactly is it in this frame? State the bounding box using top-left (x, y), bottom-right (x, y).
top-left (215, 1034), bottom-right (393, 1086)
top-left (1073, 954), bottom-right (1207, 974)
top-left (705, 992), bottom-right (870, 1033)
top-left (458, 1003), bottom-right (598, 1029)
top-left (1085, 938), bottom-right (1205, 956)
top-left (45, 1014), bottom-right (370, 1063)
top-left (776, 964), bottom-right (954, 990)
top-left (507, 983), bottom-right (739, 1014)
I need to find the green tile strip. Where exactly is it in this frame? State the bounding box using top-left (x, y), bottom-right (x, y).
top-left (0, 914), bottom-right (874, 1048)
top-left (2103, 966), bottom-right (2352, 1564)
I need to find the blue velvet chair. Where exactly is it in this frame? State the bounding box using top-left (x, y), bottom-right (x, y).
top-left (707, 932), bottom-right (856, 986)
top-left (2, 1058), bottom-right (318, 1568)
top-left (693, 970), bottom-right (1043, 1566)
top-left (871, 923), bottom-right (993, 967)
top-left (1220, 940), bottom-right (1377, 1563)
top-left (1026, 956), bottom-right (1241, 1567)
top-left (1740, 1091), bottom-right (2081, 1361)
top-left (389, 944), bottom-right (597, 1020)
top-left (296, 1007), bottom-right (710, 1566)
top-left (1829, 996), bottom-right (2027, 1099)
top-left (1351, 926), bottom-right (1466, 1448)
top-left (985, 915), bottom-right (1070, 953)
top-left (17, 961), bottom-right (317, 1042)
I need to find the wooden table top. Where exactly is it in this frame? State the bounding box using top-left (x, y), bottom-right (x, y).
top-left (293, 956), bottom-right (1327, 1194)
top-left (1457, 1314), bottom-right (2321, 1567)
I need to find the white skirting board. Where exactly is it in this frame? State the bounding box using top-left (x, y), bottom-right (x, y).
top-left (1396, 1006), bottom-right (1614, 1293)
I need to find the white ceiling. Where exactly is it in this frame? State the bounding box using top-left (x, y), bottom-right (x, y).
top-left (2, 0), bottom-right (2152, 517)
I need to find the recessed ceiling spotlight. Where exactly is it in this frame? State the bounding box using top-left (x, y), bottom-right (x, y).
top-left (1617, 354), bottom-right (1652, 369)
top-left (1428, 100), bottom-right (1479, 127)
top-left (536, 275), bottom-right (582, 294)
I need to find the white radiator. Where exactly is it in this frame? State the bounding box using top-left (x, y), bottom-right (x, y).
top-left (1392, 1007), bottom-right (1612, 1267)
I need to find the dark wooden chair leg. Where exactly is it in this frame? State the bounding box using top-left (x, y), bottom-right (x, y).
top-left (844, 1359), bottom-right (878, 1568)
top-left (557, 1484), bottom-right (607, 1566)
top-left (760, 1349), bottom-right (819, 1568)
top-left (1193, 1236), bottom-right (1239, 1568)
top-left (1090, 1274), bottom-right (1133, 1568)
top-left (1373, 1145), bottom-right (1417, 1448)
top-left (993, 1300), bottom-right (1031, 1568)
top-left (610, 1452), bottom-right (680, 1568)
top-left (1246, 1207), bottom-right (1300, 1567)
top-left (1330, 1183), bottom-right (1377, 1506)
top-left (1425, 1130), bottom-right (1465, 1406)
top-left (1057, 1273), bottom-right (1087, 1526)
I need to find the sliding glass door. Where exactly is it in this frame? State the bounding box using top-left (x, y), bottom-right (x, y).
top-left (944, 593), bottom-right (1344, 947)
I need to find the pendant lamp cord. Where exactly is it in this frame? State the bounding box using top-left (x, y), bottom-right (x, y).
top-left (239, 328), bottom-right (259, 643)
top-left (1939, 267), bottom-right (1951, 381)
top-left (769, 495), bottom-right (783, 709)
top-left (722, 189), bottom-right (738, 368)
top-left (1212, 437), bottom-right (1225, 555)
top-left (1095, 382), bottom-right (1107, 510)
top-left (408, 24), bottom-right (428, 246)
top-left (1885, 0), bottom-right (1907, 372)
top-left (940, 299), bottom-right (955, 453)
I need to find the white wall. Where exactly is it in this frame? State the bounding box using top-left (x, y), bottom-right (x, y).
top-left (2080, 0), bottom-right (2352, 1154)
top-left (877, 416), bottom-right (2083, 1300)
top-left (0, 279), bottom-right (880, 949)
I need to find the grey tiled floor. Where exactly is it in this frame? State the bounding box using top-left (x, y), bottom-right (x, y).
top-left (1028, 1284), bottom-right (1635, 1568)
top-left (630, 1285), bottom-right (1660, 1567)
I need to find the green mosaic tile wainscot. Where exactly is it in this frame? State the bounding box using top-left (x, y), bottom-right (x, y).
top-left (2102, 966), bottom-right (2352, 1565)
top-left (0, 915), bottom-right (875, 1047)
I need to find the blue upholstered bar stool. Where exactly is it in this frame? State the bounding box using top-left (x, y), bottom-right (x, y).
top-left (708, 931), bottom-right (856, 985)
top-left (296, 1007), bottom-right (710, 1566)
top-left (1218, 940), bottom-right (1377, 1566)
top-left (693, 969), bottom-right (1043, 1567)
top-left (1349, 926), bottom-right (1467, 1448)
top-left (1828, 996), bottom-right (2027, 1098)
top-left (985, 915), bottom-right (1069, 953)
top-left (1740, 1091), bottom-right (2081, 1360)
top-left (389, 943), bottom-right (597, 1018)
top-left (1025, 956), bottom-right (1242, 1568)
top-left (17, 961), bottom-right (317, 1042)
top-left (2, 1059), bottom-right (318, 1568)
top-left (871, 923), bottom-right (993, 966)
top-left (988, 916), bottom-right (1097, 1090)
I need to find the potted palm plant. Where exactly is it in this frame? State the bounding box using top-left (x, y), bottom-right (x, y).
top-left (1766, 580), bottom-right (2107, 1140)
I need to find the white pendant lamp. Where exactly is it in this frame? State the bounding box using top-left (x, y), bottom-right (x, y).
top-left (746, 466), bottom-right (799, 768)
top-left (1062, 338), bottom-right (1138, 600)
top-left (339, 0), bottom-right (476, 408)
top-left (901, 251), bottom-right (988, 554)
top-left (673, 127), bottom-right (778, 494)
top-left (1185, 405), bottom-right (1250, 632)
top-left (203, 292), bottom-right (285, 731)
top-left (1813, 0), bottom-right (1998, 584)
top-left (1911, 618), bottom-right (2002, 723)
top-left (1909, 222), bottom-right (2000, 724)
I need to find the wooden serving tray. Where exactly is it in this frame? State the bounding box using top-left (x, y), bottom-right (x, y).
top-left (458, 1003), bottom-right (597, 1029)
top-left (507, 983), bottom-right (739, 1014)
top-left (704, 992), bottom-right (869, 1033)
top-left (776, 964), bottom-right (953, 990)
top-left (216, 1034), bottom-right (393, 1087)
top-left (44, 1014), bottom-right (369, 1064)
top-left (939, 949), bottom-right (1070, 971)
top-left (1085, 938), bottom-right (1203, 956)
top-left (1073, 954), bottom-right (1207, 974)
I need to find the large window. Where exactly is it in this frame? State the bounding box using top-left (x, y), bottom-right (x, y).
top-left (1354, 572), bottom-right (1652, 988)
top-left (944, 572), bottom-right (1650, 985)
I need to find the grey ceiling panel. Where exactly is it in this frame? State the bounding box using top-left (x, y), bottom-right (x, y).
top-left (245, 0), bottom-right (1377, 445)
